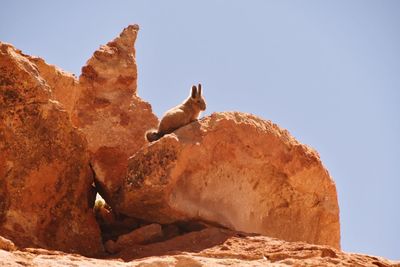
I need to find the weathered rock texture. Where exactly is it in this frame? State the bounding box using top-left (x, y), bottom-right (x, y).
top-left (72, 24), bottom-right (157, 154)
top-left (108, 112), bottom-right (340, 248)
top-left (1, 24), bottom-right (398, 266)
top-left (1, 24), bottom-right (159, 210)
top-left (0, 229), bottom-right (398, 266)
top-left (0, 42), bottom-right (102, 256)
top-left (30, 57), bottom-right (79, 115)
top-left (0, 24), bottom-right (159, 256)
top-left (0, 236), bottom-right (16, 251)
top-left (70, 24), bottom-right (158, 206)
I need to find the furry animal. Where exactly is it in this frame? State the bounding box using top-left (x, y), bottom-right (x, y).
top-left (146, 83), bottom-right (206, 142)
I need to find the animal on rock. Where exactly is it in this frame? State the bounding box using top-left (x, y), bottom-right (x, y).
top-left (145, 83), bottom-right (206, 142)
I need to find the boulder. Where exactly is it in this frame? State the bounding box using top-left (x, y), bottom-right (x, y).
top-left (0, 42), bottom-right (102, 256)
top-left (70, 25), bottom-right (158, 206)
top-left (109, 112), bottom-right (340, 248)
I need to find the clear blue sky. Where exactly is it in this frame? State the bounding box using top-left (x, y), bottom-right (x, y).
top-left (1, 0), bottom-right (399, 260)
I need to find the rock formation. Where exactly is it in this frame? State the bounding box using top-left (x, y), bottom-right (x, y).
top-left (1, 24), bottom-right (397, 266)
top-left (0, 24), bottom-right (158, 257)
top-left (71, 24), bottom-right (158, 207)
top-left (72, 25), bottom-right (158, 155)
top-left (0, 42), bottom-right (102, 256)
top-left (103, 112), bottom-right (340, 248)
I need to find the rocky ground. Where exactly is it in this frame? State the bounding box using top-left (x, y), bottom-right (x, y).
top-left (0, 227), bottom-right (398, 266)
top-left (0, 25), bottom-right (398, 266)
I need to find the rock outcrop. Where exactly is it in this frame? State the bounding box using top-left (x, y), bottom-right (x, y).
top-left (72, 24), bottom-right (158, 155)
top-left (0, 229), bottom-right (398, 266)
top-left (3, 23), bottom-right (396, 266)
top-left (70, 24), bottom-right (158, 206)
top-left (0, 24), bottom-right (159, 257)
top-left (0, 42), bottom-right (102, 256)
top-left (104, 112), bottom-right (340, 248)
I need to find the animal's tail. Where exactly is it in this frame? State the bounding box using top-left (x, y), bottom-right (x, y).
top-left (145, 129), bottom-right (163, 142)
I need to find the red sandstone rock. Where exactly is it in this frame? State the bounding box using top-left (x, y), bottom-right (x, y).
top-left (30, 57), bottom-right (79, 115)
top-left (0, 24), bottom-right (397, 267)
top-left (0, 236), bottom-right (16, 251)
top-left (0, 42), bottom-right (102, 256)
top-left (105, 223), bottom-right (163, 254)
top-left (111, 112), bottom-right (340, 248)
top-left (7, 26), bottom-right (158, 210)
top-left (0, 228), bottom-right (398, 266)
top-left (70, 25), bottom-right (158, 207)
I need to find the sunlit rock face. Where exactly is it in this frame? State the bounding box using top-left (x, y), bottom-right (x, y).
top-left (0, 24), bottom-right (355, 265)
top-left (106, 111), bottom-right (340, 249)
top-left (70, 25), bottom-right (158, 206)
top-left (0, 42), bottom-right (102, 256)
top-left (72, 24), bottom-right (158, 156)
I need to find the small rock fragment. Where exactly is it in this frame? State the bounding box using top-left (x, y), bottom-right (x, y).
top-left (106, 223), bottom-right (163, 254)
top-left (0, 236), bottom-right (16, 251)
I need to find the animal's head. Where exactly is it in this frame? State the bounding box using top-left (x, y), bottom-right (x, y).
top-left (190, 83), bottom-right (206, 111)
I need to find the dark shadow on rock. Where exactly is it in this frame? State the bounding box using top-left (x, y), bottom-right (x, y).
top-left (108, 227), bottom-right (244, 262)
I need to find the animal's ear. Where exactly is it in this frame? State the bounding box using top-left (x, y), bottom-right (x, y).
top-left (191, 85), bottom-right (197, 98)
top-left (198, 83), bottom-right (202, 96)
